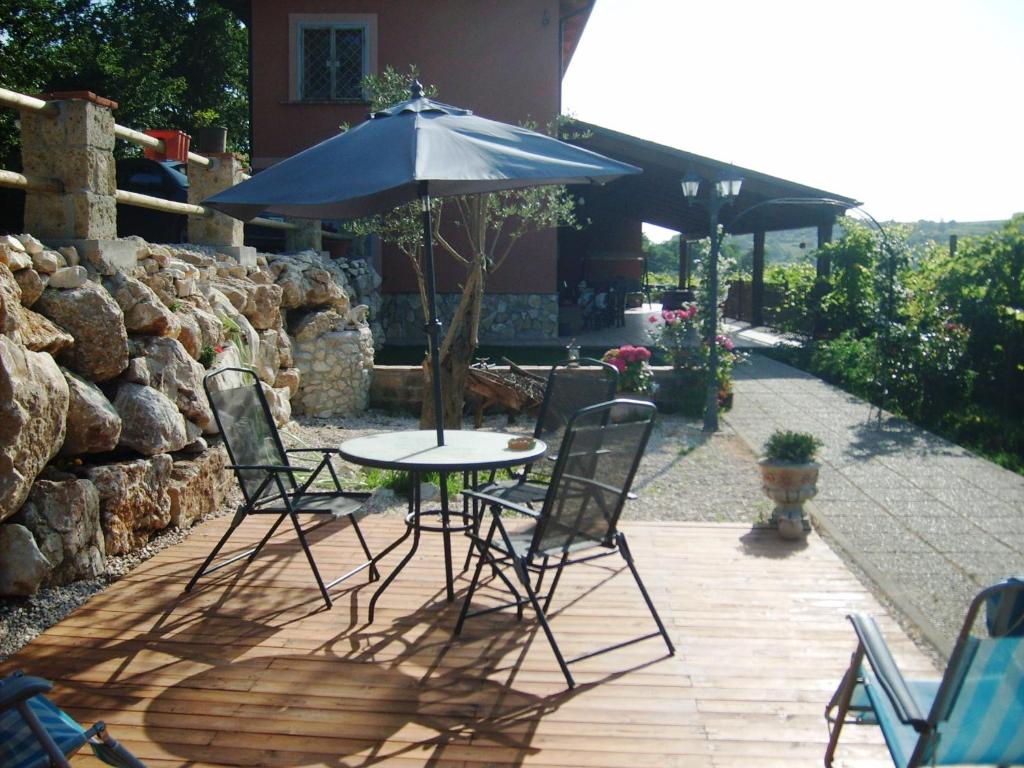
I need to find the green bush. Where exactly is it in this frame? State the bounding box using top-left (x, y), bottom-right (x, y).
top-left (762, 430), bottom-right (822, 464)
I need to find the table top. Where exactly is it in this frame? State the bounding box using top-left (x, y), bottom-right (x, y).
top-left (339, 430), bottom-right (547, 472)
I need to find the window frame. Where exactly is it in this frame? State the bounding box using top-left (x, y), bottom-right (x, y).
top-left (288, 13), bottom-right (378, 104)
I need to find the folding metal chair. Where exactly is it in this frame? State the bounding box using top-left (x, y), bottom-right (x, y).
top-left (185, 367), bottom-right (377, 609)
top-left (0, 672), bottom-right (145, 768)
top-left (825, 578), bottom-right (1024, 767)
top-left (455, 399), bottom-right (675, 688)
top-left (484, 357), bottom-right (618, 506)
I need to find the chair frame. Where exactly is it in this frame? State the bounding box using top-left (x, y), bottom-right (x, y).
top-left (455, 399), bottom-right (675, 689)
top-left (825, 579), bottom-right (1024, 767)
top-left (185, 367), bottom-right (377, 609)
top-left (0, 671), bottom-right (145, 768)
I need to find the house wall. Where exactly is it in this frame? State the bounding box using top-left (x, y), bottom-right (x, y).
top-left (248, 0), bottom-right (561, 303)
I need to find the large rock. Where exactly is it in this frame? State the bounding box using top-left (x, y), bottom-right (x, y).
top-left (13, 267), bottom-right (45, 307)
top-left (60, 368), bottom-right (122, 456)
top-left (269, 252), bottom-right (350, 311)
top-left (129, 336), bottom-right (213, 431)
top-left (253, 328), bottom-right (282, 384)
top-left (174, 309), bottom-right (202, 359)
top-left (34, 281), bottom-right (129, 382)
top-left (262, 382), bottom-right (292, 427)
top-left (0, 263), bottom-right (22, 336)
top-left (14, 478), bottom-right (105, 586)
top-left (104, 272), bottom-right (180, 337)
top-left (0, 336), bottom-right (69, 522)
top-left (208, 288), bottom-right (260, 368)
top-left (0, 523), bottom-right (51, 596)
top-left (114, 383), bottom-right (189, 455)
top-left (86, 455), bottom-right (172, 554)
top-left (167, 445), bottom-right (229, 529)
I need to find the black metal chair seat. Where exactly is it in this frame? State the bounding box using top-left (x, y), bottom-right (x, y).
top-left (185, 367), bottom-right (377, 609)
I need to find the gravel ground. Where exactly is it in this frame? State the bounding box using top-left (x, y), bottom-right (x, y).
top-left (0, 409), bottom-right (770, 663)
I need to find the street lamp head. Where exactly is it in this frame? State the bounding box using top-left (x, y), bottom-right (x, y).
top-left (715, 173), bottom-right (743, 201)
top-left (680, 171), bottom-right (701, 201)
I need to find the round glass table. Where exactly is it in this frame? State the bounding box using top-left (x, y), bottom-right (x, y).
top-left (339, 430), bottom-right (547, 619)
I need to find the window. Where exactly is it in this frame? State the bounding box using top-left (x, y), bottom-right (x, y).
top-left (298, 22), bottom-right (368, 102)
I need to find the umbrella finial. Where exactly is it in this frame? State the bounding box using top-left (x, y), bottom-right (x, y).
top-left (411, 80), bottom-right (424, 99)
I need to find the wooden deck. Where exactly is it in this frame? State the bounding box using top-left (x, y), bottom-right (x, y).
top-left (1, 515), bottom-right (939, 767)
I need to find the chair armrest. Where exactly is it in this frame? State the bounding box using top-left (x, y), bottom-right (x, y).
top-left (0, 672), bottom-right (52, 708)
top-left (228, 463), bottom-right (298, 475)
top-left (848, 613), bottom-right (927, 729)
top-left (462, 488), bottom-right (541, 518)
top-left (285, 447), bottom-right (341, 455)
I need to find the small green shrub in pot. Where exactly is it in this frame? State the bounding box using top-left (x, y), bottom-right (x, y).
top-left (762, 430), bottom-right (822, 464)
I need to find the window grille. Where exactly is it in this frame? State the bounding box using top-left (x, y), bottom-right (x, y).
top-left (300, 24), bottom-right (366, 101)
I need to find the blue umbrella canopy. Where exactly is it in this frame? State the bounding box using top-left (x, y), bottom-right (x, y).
top-left (204, 83), bottom-right (641, 445)
top-left (204, 86), bottom-right (640, 221)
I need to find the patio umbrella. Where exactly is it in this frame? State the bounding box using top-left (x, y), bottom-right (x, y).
top-left (204, 82), bottom-right (641, 445)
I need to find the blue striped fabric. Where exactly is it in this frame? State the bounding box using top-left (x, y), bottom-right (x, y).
top-left (0, 693), bottom-right (87, 768)
top-left (933, 635), bottom-right (1024, 764)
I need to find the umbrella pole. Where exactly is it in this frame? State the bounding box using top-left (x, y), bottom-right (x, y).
top-left (420, 191), bottom-right (446, 446)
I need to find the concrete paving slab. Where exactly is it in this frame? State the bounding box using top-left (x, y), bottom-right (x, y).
top-left (727, 352), bottom-right (1024, 658)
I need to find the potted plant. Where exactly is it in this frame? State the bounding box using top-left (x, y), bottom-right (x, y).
top-left (758, 430), bottom-right (823, 539)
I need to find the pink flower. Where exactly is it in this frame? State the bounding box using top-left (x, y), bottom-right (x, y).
top-left (648, 315), bottom-right (659, 324)
top-left (609, 357), bottom-right (626, 373)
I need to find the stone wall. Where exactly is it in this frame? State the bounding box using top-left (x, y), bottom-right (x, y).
top-left (0, 233), bottom-right (377, 596)
top-left (381, 292), bottom-right (558, 342)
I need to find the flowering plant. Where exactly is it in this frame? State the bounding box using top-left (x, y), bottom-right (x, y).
top-left (647, 302), bottom-right (745, 410)
top-left (602, 344), bottom-right (656, 395)
top-left (647, 303), bottom-right (703, 371)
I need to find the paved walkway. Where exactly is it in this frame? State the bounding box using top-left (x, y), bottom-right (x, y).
top-left (726, 351), bottom-right (1024, 656)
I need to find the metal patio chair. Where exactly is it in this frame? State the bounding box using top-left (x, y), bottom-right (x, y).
top-left (824, 577), bottom-right (1024, 767)
top-left (455, 399), bottom-right (675, 689)
top-left (484, 357), bottom-right (618, 506)
top-left (0, 671), bottom-right (145, 768)
top-left (185, 367), bottom-right (377, 609)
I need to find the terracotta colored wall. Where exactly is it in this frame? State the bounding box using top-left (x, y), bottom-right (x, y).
top-left (249, 0), bottom-right (561, 294)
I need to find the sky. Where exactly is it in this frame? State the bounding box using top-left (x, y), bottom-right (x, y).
top-left (561, 0), bottom-right (1024, 241)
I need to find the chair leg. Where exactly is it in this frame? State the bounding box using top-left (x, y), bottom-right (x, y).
top-left (513, 556), bottom-right (575, 689)
top-left (616, 533), bottom-right (675, 655)
top-left (288, 510), bottom-right (332, 609)
top-left (184, 508), bottom-right (251, 593)
top-left (349, 515), bottom-right (379, 581)
top-left (824, 645), bottom-right (865, 768)
top-left (455, 517), bottom-right (496, 636)
top-left (542, 552), bottom-right (569, 613)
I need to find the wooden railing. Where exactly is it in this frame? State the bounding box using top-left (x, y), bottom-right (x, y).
top-left (0, 86), bottom-right (348, 241)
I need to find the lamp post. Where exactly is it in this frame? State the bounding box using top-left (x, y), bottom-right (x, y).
top-left (681, 170), bottom-right (742, 433)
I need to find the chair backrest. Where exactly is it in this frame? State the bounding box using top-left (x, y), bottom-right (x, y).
top-left (922, 578), bottom-right (1024, 765)
top-left (204, 367), bottom-right (291, 504)
top-left (528, 399), bottom-right (655, 558)
top-left (533, 358), bottom-right (619, 449)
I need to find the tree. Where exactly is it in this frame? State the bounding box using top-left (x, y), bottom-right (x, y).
top-left (0, 0), bottom-right (248, 171)
top-left (350, 67), bottom-right (577, 429)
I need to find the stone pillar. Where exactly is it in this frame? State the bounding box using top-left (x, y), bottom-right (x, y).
top-left (21, 91), bottom-right (118, 240)
top-left (285, 217), bottom-right (322, 252)
top-left (188, 152), bottom-right (255, 265)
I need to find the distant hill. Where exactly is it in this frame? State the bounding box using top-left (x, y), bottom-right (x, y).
top-left (644, 219), bottom-right (1009, 275)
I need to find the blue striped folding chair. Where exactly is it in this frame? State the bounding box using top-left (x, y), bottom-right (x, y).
top-left (0, 672), bottom-right (145, 768)
top-left (825, 578), bottom-right (1024, 767)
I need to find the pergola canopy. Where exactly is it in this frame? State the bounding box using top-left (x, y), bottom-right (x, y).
top-left (565, 121), bottom-right (860, 238)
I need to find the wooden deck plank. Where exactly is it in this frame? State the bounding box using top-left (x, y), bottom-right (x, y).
top-left (1, 517), bottom-right (938, 767)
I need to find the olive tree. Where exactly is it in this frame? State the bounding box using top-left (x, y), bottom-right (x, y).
top-left (350, 67), bottom-right (577, 429)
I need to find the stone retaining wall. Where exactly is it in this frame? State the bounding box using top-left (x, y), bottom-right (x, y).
top-left (0, 232), bottom-right (379, 596)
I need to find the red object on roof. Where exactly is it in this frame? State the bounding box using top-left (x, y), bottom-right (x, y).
top-left (143, 129), bottom-right (190, 162)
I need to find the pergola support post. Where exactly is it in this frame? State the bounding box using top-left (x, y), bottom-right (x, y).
top-left (678, 238), bottom-right (690, 288)
top-left (752, 229), bottom-right (765, 326)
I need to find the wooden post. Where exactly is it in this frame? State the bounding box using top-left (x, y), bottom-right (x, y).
top-left (678, 239), bottom-right (689, 288)
top-left (949, 234), bottom-right (957, 257)
top-left (816, 219), bottom-right (834, 278)
top-left (752, 229), bottom-right (766, 326)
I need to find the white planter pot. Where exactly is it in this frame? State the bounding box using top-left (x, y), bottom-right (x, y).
top-left (758, 460), bottom-right (819, 539)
